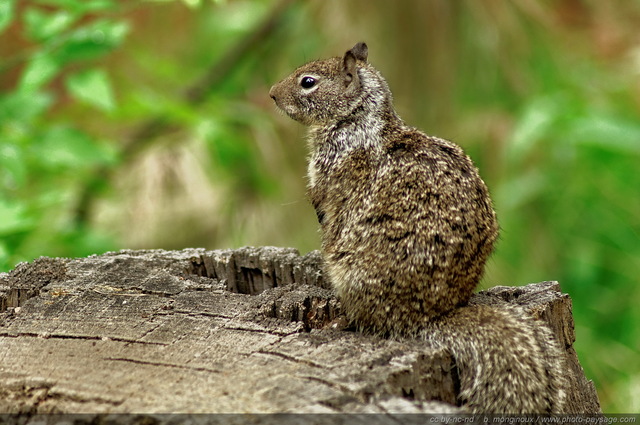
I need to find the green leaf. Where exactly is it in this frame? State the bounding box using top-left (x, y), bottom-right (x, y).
top-left (38, 126), bottom-right (114, 169)
top-left (18, 53), bottom-right (60, 92)
top-left (33, 0), bottom-right (115, 14)
top-left (508, 96), bottom-right (560, 161)
top-left (182, 0), bottom-right (202, 8)
top-left (0, 144), bottom-right (27, 190)
top-left (66, 69), bottom-right (115, 111)
top-left (54, 20), bottom-right (129, 64)
top-left (0, 200), bottom-right (34, 237)
top-left (0, 0), bottom-right (15, 35)
top-left (566, 115), bottom-right (640, 155)
top-left (24, 7), bottom-right (74, 41)
top-left (0, 91), bottom-right (53, 123)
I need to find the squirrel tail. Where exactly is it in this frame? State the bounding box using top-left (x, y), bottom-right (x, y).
top-left (424, 303), bottom-right (568, 413)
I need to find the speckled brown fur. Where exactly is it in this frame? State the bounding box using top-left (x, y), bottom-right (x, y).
top-left (270, 43), bottom-right (567, 413)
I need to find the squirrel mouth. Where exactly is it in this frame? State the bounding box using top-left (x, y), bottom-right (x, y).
top-left (271, 100), bottom-right (296, 119)
top-left (280, 105), bottom-right (305, 123)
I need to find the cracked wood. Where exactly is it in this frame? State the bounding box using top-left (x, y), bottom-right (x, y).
top-left (0, 247), bottom-right (600, 414)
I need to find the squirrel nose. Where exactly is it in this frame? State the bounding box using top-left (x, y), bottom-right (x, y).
top-left (268, 86), bottom-right (277, 102)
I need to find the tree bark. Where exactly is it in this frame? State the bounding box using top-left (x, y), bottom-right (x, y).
top-left (0, 247), bottom-right (600, 415)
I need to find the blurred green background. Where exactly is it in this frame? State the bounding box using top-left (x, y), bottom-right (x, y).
top-left (1, 0), bottom-right (639, 412)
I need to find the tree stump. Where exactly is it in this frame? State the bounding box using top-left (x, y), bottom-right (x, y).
top-left (0, 247), bottom-right (600, 415)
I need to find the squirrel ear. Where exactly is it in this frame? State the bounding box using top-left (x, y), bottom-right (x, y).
top-left (342, 51), bottom-right (357, 84)
top-left (349, 42), bottom-right (368, 62)
top-left (342, 42), bottom-right (367, 86)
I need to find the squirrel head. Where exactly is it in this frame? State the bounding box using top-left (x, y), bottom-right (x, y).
top-left (270, 42), bottom-right (382, 126)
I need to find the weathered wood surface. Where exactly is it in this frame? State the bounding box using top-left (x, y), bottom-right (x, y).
top-left (0, 247), bottom-right (600, 415)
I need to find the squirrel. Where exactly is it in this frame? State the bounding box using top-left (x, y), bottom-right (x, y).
top-left (269, 42), bottom-right (567, 413)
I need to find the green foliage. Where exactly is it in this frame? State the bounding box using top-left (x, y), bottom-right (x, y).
top-left (66, 69), bottom-right (116, 111)
top-left (0, 0), bottom-right (125, 269)
top-left (498, 91), bottom-right (640, 410)
top-left (1, 0), bottom-right (294, 269)
top-left (0, 1), bottom-right (16, 35)
top-left (451, 5), bottom-right (640, 411)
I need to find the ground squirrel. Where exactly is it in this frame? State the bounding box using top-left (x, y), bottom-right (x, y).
top-left (270, 43), bottom-right (567, 413)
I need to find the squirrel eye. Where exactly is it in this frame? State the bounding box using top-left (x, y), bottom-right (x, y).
top-left (300, 76), bottom-right (316, 89)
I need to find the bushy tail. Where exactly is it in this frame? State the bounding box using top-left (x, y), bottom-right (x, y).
top-left (424, 303), bottom-right (568, 413)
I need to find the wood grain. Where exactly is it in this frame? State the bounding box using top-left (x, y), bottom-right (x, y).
top-left (0, 247), bottom-right (600, 414)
